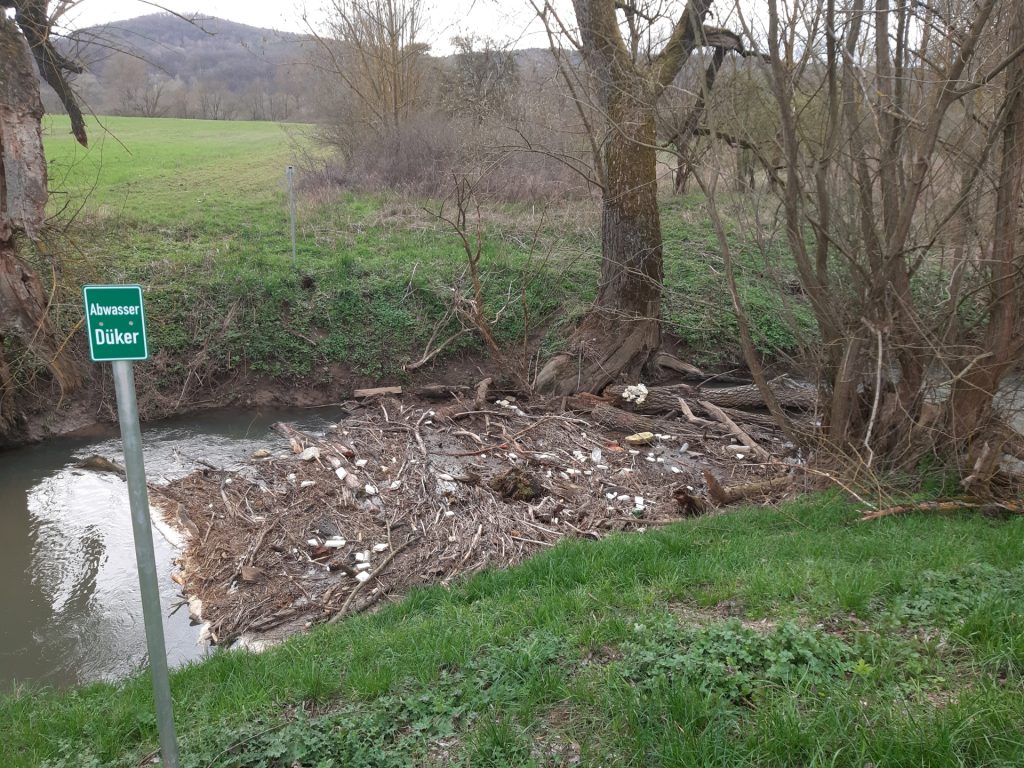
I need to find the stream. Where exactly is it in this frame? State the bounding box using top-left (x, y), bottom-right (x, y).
top-left (3, 383), bottom-right (1022, 692)
top-left (0, 408), bottom-right (331, 690)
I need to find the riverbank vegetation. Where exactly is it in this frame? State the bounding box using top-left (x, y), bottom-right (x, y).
top-left (12, 115), bottom-right (809, 436)
top-left (3, 497), bottom-right (1022, 766)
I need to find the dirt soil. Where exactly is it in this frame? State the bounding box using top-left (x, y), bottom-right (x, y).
top-left (152, 385), bottom-right (800, 649)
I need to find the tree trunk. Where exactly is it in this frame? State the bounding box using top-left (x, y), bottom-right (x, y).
top-left (0, 15), bottom-right (81, 436)
top-left (536, 90), bottom-right (662, 394)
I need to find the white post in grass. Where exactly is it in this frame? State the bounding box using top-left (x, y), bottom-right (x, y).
top-left (287, 165), bottom-right (298, 264)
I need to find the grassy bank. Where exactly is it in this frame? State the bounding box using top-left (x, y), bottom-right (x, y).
top-left (34, 116), bottom-right (811, 406)
top-left (3, 495), bottom-right (1023, 767)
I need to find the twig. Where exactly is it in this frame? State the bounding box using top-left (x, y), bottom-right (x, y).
top-left (862, 320), bottom-right (884, 469)
top-left (859, 499), bottom-right (1024, 522)
top-left (510, 534), bottom-right (555, 547)
top-left (461, 523), bottom-right (484, 563)
top-left (413, 410), bottom-right (429, 457)
top-left (677, 396), bottom-right (717, 428)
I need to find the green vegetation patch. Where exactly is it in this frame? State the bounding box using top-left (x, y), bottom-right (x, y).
top-left (4, 495), bottom-right (1023, 767)
top-left (33, 117), bottom-right (814, 400)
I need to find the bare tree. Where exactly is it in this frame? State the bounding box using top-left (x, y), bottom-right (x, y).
top-left (1, 1), bottom-right (86, 436)
top-left (310, 0), bottom-right (431, 142)
top-left (532, 0), bottom-right (748, 394)
top-left (441, 35), bottom-right (520, 124)
top-left (754, 0), bottom-right (1024, 486)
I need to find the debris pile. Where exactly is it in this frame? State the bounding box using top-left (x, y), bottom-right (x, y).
top-left (153, 381), bottom-right (808, 647)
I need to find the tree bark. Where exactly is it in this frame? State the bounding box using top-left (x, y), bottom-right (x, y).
top-left (536, 0), bottom-right (714, 394)
top-left (536, 92), bottom-right (663, 394)
top-left (0, 14), bottom-right (81, 435)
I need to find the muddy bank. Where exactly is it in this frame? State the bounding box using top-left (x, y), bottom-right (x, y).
top-left (152, 384), bottom-right (807, 649)
top-left (4, 357), bottom-right (489, 449)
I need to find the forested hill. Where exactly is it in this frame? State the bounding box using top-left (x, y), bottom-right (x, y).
top-left (54, 14), bottom-right (316, 121)
top-left (69, 14), bottom-right (308, 86)
top-left (48, 13), bottom-right (559, 123)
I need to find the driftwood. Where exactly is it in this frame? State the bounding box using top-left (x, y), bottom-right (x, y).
top-left (473, 377), bottom-right (492, 409)
top-left (353, 386), bottom-right (403, 398)
top-left (271, 421), bottom-right (355, 459)
top-left (673, 486), bottom-right (711, 516)
top-left (665, 376), bottom-right (816, 411)
top-left (74, 454), bottom-right (127, 477)
top-left (327, 537), bottom-right (416, 624)
top-left (416, 384), bottom-right (470, 400)
top-left (607, 385), bottom-right (790, 430)
top-left (703, 470), bottom-right (793, 505)
top-left (589, 404), bottom-right (666, 434)
top-left (607, 385), bottom-right (693, 415)
top-left (859, 499), bottom-right (1024, 522)
top-left (653, 352), bottom-right (703, 378)
top-left (433, 378), bottom-right (494, 422)
top-left (698, 400), bottom-right (771, 462)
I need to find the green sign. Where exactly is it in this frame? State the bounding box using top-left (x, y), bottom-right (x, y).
top-left (83, 285), bottom-right (149, 361)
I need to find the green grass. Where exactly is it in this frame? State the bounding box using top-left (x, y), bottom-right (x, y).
top-left (29, 116), bottom-right (811, 401)
top-left (4, 495), bottom-right (1023, 766)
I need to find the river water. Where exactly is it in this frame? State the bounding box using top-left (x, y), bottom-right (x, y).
top-left (0, 408), bottom-right (330, 690)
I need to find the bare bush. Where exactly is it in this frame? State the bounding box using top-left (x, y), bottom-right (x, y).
top-left (315, 113), bottom-right (593, 202)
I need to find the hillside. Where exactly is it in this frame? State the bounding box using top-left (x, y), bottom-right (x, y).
top-left (47, 14), bottom-right (562, 123)
top-left (51, 14), bottom-right (318, 121)
top-left (67, 14), bottom-right (310, 91)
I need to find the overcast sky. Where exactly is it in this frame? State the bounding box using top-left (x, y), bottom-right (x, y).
top-left (57, 1), bottom-right (547, 51)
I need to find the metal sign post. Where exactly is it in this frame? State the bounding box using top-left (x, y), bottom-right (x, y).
top-left (83, 285), bottom-right (180, 768)
top-left (286, 165), bottom-right (297, 263)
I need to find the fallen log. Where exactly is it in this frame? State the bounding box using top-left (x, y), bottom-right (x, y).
top-left (606, 384), bottom-right (787, 430)
top-left (415, 384), bottom-right (469, 400)
top-left (589, 404), bottom-right (667, 434)
top-left (672, 375), bottom-right (817, 411)
top-left (606, 384), bottom-right (691, 415)
top-left (703, 470), bottom-right (793, 505)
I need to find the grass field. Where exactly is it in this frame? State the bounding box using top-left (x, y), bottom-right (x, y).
top-left (33, 116), bottom-right (813, 401)
top-left (3, 495), bottom-right (1022, 766)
